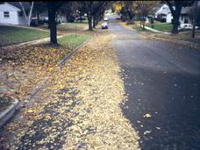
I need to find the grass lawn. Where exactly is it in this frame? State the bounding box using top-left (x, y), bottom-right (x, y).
top-left (0, 25), bottom-right (49, 46)
top-left (58, 23), bottom-right (88, 31)
top-left (132, 24), bottom-right (150, 32)
top-left (146, 22), bottom-right (173, 32)
top-left (58, 34), bottom-right (91, 50)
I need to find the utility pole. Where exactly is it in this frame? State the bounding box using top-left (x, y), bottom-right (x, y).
top-left (192, 0), bottom-right (198, 38)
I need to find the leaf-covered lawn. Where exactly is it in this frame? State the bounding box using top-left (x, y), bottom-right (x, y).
top-left (0, 26), bottom-right (49, 46)
top-left (0, 33), bottom-right (90, 108)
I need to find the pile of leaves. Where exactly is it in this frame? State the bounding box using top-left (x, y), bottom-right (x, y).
top-left (1, 32), bottom-right (140, 149)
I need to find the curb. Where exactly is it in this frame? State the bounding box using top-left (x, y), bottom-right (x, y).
top-left (58, 36), bottom-right (93, 69)
top-left (0, 98), bottom-right (21, 128)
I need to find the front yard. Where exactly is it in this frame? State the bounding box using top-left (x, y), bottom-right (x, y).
top-left (0, 25), bottom-right (49, 46)
top-left (0, 33), bottom-right (91, 114)
top-left (146, 22), bottom-right (173, 32)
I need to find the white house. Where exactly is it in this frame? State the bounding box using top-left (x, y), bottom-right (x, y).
top-left (0, 2), bottom-right (30, 25)
top-left (155, 2), bottom-right (200, 25)
top-left (155, 4), bottom-right (173, 23)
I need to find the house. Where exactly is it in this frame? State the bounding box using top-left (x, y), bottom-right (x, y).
top-left (0, 2), bottom-right (31, 25)
top-left (0, 2), bottom-right (68, 26)
top-left (180, 7), bottom-right (192, 24)
top-left (155, 2), bottom-right (200, 25)
top-left (180, 1), bottom-right (200, 25)
top-left (155, 4), bottom-right (173, 23)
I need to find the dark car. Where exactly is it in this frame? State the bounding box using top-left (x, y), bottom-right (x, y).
top-left (30, 19), bottom-right (45, 26)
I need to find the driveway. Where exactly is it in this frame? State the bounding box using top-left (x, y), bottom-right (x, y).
top-left (109, 16), bottom-right (200, 149)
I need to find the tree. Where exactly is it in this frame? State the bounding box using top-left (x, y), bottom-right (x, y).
top-left (188, 1), bottom-right (199, 38)
top-left (33, 2), bottom-right (47, 22)
top-left (165, 0), bottom-right (195, 34)
top-left (58, 2), bottom-right (78, 23)
top-left (125, 1), bottom-right (159, 30)
top-left (47, 2), bottom-right (66, 44)
top-left (113, 2), bottom-right (123, 14)
top-left (80, 1), bottom-right (111, 31)
top-left (19, 2), bottom-right (34, 25)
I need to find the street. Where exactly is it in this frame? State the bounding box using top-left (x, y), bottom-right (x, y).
top-left (1, 15), bottom-right (200, 150)
top-left (109, 16), bottom-right (200, 149)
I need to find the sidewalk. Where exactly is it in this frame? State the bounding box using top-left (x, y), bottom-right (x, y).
top-left (144, 26), bottom-right (170, 35)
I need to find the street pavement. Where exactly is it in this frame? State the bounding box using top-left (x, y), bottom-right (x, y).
top-left (109, 16), bottom-right (200, 150)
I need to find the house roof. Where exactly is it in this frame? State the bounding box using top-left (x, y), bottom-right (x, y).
top-left (156, 4), bottom-right (171, 15)
top-left (0, 2), bottom-right (21, 11)
top-left (181, 7), bottom-right (192, 14)
top-left (181, 1), bottom-right (200, 14)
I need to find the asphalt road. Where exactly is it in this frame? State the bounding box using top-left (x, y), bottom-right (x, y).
top-left (109, 16), bottom-right (200, 150)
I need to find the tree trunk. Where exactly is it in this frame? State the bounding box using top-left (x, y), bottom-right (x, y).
top-left (37, 13), bottom-right (40, 22)
top-left (28, 2), bottom-right (34, 26)
top-left (19, 2), bottom-right (34, 26)
top-left (192, 0), bottom-right (198, 38)
top-left (66, 10), bottom-right (71, 22)
top-left (48, 3), bottom-right (57, 44)
top-left (88, 13), bottom-right (93, 31)
top-left (143, 18), bottom-right (145, 30)
top-left (171, 14), bottom-right (180, 34)
top-left (169, 3), bottom-right (182, 34)
top-left (93, 15), bottom-right (96, 28)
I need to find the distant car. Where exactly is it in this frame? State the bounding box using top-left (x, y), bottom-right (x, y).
top-left (101, 22), bottom-right (108, 29)
top-left (30, 19), bottom-right (39, 26)
top-left (30, 19), bottom-right (44, 26)
top-left (104, 17), bottom-right (108, 21)
top-left (178, 23), bottom-right (199, 31)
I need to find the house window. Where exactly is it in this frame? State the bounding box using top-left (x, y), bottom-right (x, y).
top-left (4, 12), bottom-right (10, 18)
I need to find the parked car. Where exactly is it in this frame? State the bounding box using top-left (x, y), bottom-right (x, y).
top-left (30, 19), bottom-right (44, 26)
top-left (101, 22), bottom-right (108, 29)
top-left (104, 17), bottom-right (108, 21)
top-left (178, 23), bottom-right (199, 31)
